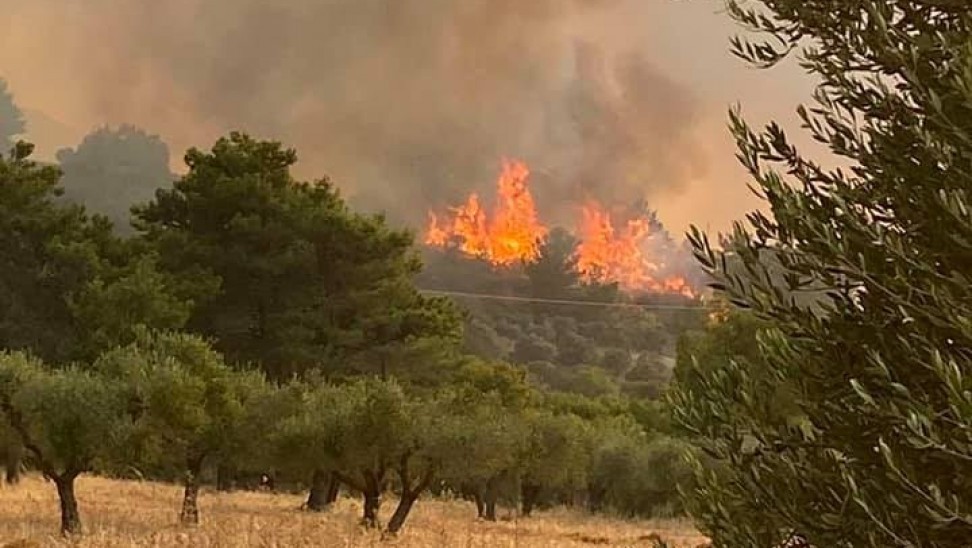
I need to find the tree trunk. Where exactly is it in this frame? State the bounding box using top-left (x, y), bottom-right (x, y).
top-left (521, 481), bottom-right (541, 517)
top-left (362, 490), bottom-right (381, 528)
top-left (55, 474), bottom-right (81, 535)
top-left (180, 456), bottom-right (204, 525)
top-left (385, 492), bottom-right (418, 535)
top-left (384, 459), bottom-right (433, 536)
top-left (4, 445), bottom-right (21, 485)
top-left (326, 472), bottom-right (340, 503)
top-left (359, 468), bottom-right (385, 528)
top-left (305, 469), bottom-right (331, 511)
top-left (484, 477), bottom-right (498, 521)
top-left (460, 482), bottom-right (485, 518)
top-left (484, 497), bottom-right (497, 521)
top-left (474, 492), bottom-right (485, 519)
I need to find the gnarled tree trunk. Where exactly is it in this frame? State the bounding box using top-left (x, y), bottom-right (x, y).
top-left (305, 469), bottom-right (340, 511)
top-left (361, 468), bottom-right (385, 528)
top-left (334, 468), bottom-right (384, 528)
top-left (326, 471), bottom-right (340, 503)
top-left (362, 490), bottom-right (381, 528)
top-left (386, 494), bottom-right (417, 535)
top-left (385, 457), bottom-right (434, 535)
top-left (484, 477), bottom-right (499, 522)
top-left (55, 473), bottom-right (82, 535)
top-left (474, 492), bottom-right (486, 519)
top-left (180, 454), bottom-right (205, 525)
top-left (521, 480), bottom-right (541, 517)
top-left (4, 444), bottom-right (22, 485)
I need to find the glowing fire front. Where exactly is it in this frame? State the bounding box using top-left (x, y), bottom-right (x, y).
top-left (424, 160), bottom-right (695, 297)
top-left (575, 204), bottom-right (693, 296)
top-left (424, 160), bottom-right (547, 266)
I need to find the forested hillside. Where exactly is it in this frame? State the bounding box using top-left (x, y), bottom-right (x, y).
top-left (0, 124), bottom-right (701, 538)
top-left (5, 1), bottom-right (964, 545)
top-left (418, 245), bottom-right (705, 399)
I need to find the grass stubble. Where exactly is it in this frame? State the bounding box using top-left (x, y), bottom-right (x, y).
top-left (0, 475), bottom-right (707, 547)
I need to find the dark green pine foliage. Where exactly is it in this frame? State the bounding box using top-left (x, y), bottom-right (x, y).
top-left (0, 142), bottom-right (188, 364)
top-left (670, 2), bottom-right (972, 547)
top-left (135, 132), bottom-right (461, 380)
top-left (0, 142), bottom-right (90, 362)
top-left (525, 227), bottom-right (580, 299)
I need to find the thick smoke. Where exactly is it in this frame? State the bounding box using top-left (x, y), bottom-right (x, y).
top-left (2, 0), bottom-right (707, 229)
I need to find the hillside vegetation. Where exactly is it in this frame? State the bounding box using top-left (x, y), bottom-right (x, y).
top-left (0, 132), bottom-right (697, 538)
top-left (2, 0), bottom-right (969, 545)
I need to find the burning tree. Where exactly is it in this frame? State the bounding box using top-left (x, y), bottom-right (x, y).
top-left (425, 159), bottom-right (699, 297)
top-left (425, 159), bottom-right (548, 266)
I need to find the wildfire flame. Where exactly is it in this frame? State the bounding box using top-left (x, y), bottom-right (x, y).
top-left (423, 160), bottom-right (547, 266)
top-left (574, 203), bottom-right (694, 297)
top-left (425, 160), bottom-right (696, 297)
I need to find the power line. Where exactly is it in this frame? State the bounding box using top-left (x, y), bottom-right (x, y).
top-left (418, 288), bottom-right (712, 310)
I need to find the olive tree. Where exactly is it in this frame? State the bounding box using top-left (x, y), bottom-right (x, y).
top-left (329, 378), bottom-right (414, 528)
top-left (518, 411), bottom-right (591, 516)
top-left (0, 353), bottom-right (134, 535)
top-left (671, 1), bottom-right (972, 545)
top-left (269, 380), bottom-right (345, 513)
top-left (95, 330), bottom-right (269, 525)
top-left (273, 378), bottom-right (414, 529)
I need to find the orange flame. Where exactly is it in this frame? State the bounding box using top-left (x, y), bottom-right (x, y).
top-left (575, 202), bottom-right (694, 297)
top-left (574, 202), bottom-right (694, 297)
top-left (424, 160), bottom-right (696, 297)
top-left (424, 160), bottom-right (548, 266)
top-left (575, 204), bottom-right (652, 289)
top-left (425, 212), bottom-right (449, 247)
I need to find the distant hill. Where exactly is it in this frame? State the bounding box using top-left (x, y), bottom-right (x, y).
top-left (21, 108), bottom-right (82, 162)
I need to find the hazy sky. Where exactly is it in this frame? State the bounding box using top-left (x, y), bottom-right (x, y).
top-left (0, 0), bottom-right (817, 236)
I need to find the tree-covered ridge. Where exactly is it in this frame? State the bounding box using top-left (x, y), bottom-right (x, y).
top-left (0, 0), bottom-right (964, 543)
top-left (0, 132), bottom-right (690, 537)
top-left (420, 226), bottom-right (706, 400)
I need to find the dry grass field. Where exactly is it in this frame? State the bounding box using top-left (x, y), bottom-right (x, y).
top-left (0, 475), bottom-right (706, 547)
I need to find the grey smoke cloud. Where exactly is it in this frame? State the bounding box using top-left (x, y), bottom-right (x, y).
top-left (0, 0), bottom-right (712, 231)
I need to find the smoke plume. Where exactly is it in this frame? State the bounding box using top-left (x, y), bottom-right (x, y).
top-left (0, 0), bottom-right (708, 228)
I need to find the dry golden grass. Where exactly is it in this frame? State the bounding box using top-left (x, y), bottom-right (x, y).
top-left (0, 475), bottom-right (707, 547)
